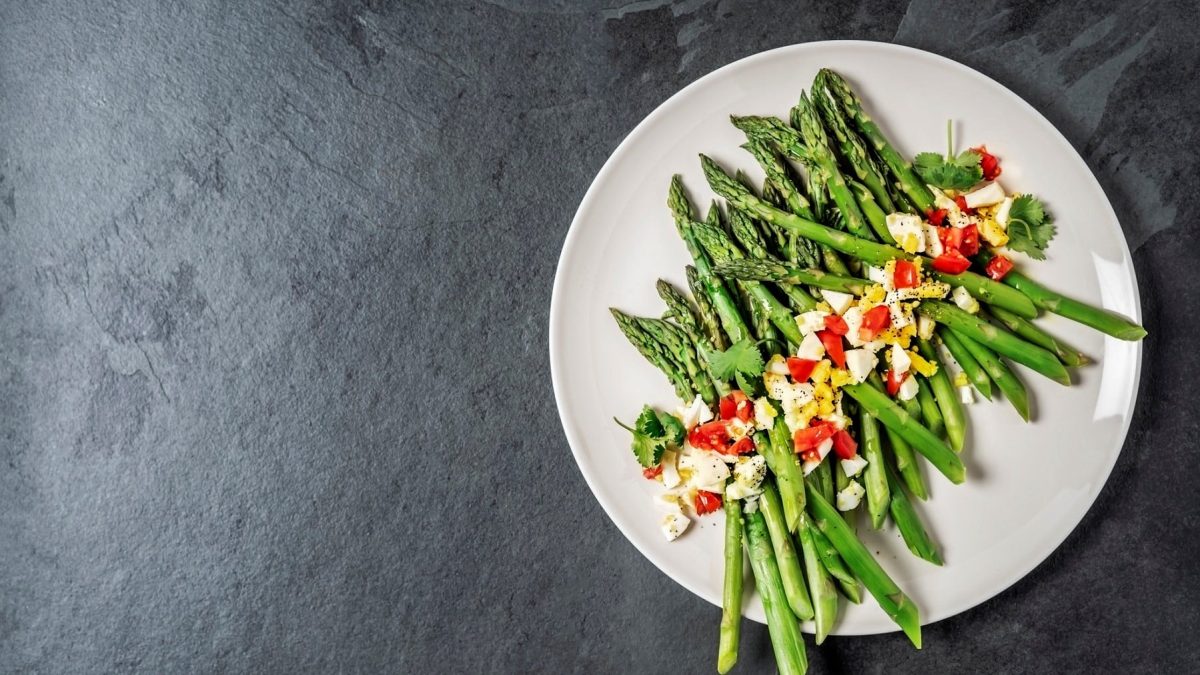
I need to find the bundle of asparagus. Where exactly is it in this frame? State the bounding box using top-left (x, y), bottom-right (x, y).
top-left (610, 68), bottom-right (1145, 673)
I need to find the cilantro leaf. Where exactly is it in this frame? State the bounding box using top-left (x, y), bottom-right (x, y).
top-left (656, 411), bottom-right (686, 446)
top-left (635, 405), bottom-right (665, 438)
top-left (706, 338), bottom-right (765, 382)
top-left (1004, 195), bottom-right (1056, 260)
top-left (913, 150), bottom-right (983, 190)
top-left (614, 415), bottom-right (665, 468)
top-left (735, 371), bottom-right (762, 398)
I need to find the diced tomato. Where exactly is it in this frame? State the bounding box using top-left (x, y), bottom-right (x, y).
top-left (973, 145), bottom-right (1002, 181)
top-left (689, 420), bottom-right (730, 452)
top-left (694, 490), bottom-right (723, 515)
top-left (959, 224), bottom-right (980, 257)
top-left (786, 357), bottom-right (818, 383)
top-left (817, 330), bottom-right (846, 368)
top-left (931, 249), bottom-right (972, 275)
top-left (985, 254), bottom-right (1014, 281)
top-left (642, 465), bottom-right (663, 480)
top-left (730, 391), bottom-right (753, 422)
top-left (719, 396), bottom-right (738, 421)
top-left (938, 226), bottom-right (963, 252)
top-left (893, 259), bottom-right (919, 289)
top-left (885, 368), bottom-right (909, 397)
top-left (954, 195), bottom-right (975, 214)
top-left (729, 436), bottom-right (755, 455)
top-left (858, 305), bottom-right (892, 342)
top-left (832, 430), bottom-right (858, 460)
top-left (926, 208), bottom-right (947, 227)
top-left (823, 314), bottom-right (849, 336)
top-left (793, 420), bottom-right (836, 453)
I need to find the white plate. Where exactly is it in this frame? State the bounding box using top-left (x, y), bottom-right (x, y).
top-left (549, 41), bottom-right (1142, 634)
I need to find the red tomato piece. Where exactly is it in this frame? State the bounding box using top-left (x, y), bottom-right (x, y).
top-left (959, 224), bottom-right (980, 257)
top-left (858, 305), bottom-right (892, 342)
top-left (985, 254), bottom-right (1014, 281)
top-left (719, 396), bottom-right (737, 421)
top-left (694, 490), bottom-right (723, 515)
top-left (938, 226), bottom-right (963, 252)
top-left (973, 145), bottom-right (1002, 181)
top-left (729, 436), bottom-right (755, 455)
top-left (832, 430), bottom-right (857, 459)
top-left (823, 314), bottom-right (849, 336)
top-left (792, 421), bottom-right (835, 453)
top-left (925, 208), bottom-right (948, 227)
top-left (786, 357), bottom-right (818, 383)
top-left (954, 195), bottom-right (975, 214)
top-left (885, 368), bottom-right (909, 397)
top-left (642, 465), bottom-right (663, 480)
top-left (689, 420), bottom-right (730, 452)
top-left (931, 250), bottom-right (972, 274)
top-left (817, 330), bottom-right (846, 368)
top-left (893, 259), bottom-right (919, 289)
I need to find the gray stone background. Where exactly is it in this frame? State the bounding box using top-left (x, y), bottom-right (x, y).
top-left (1, 1), bottom-right (1196, 672)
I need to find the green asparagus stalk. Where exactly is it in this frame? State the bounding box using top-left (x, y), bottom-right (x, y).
top-left (806, 485), bottom-right (922, 648)
top-left (915, 338), bottom-right (967, 453)
top-left (921, 301), bottom-right (1071, 386)
top-left (760, 483), bottom-right (816, 621)
top-left (718, 497), bottom-right (743, 674)
top-left (977, 250), bottom-right (1146, 341)
top-left (841, 381), bottom-right (966, 484)
top-left (727, 209), bottom-right (821, 313)
top-left (742, 139), bottom-right (815, 221)
top-left (713, 259), bottom-right (870, 296)
top-left (765, 419), bottom-right (806, 532)
top-left (856, 390), bottom-right (890, 529)
top-left (849, 179), bottom-right (894, 244)
top-left (687, 265), bottom-right (728, 351)
top-left (884, 462), bottom-right (943, 565)
top-left (939, 328), bottom-right (993, 400)
top-left (812, 84), bottom-right (897, 213)
top-left (610, 308), bottom-right (695, 402)
top-left (635, 317), bottom-right (718, 404)
top-left (744, 510), bottom-right (808, 675)
top-left (797, 517), bottom-right (839, 645)
top-left (914, 375), bottom-right (945, 440)
top-left (815, 69), bottom-right (935, 214)
top-left (985, 304), bottom-right (1088, 368)
top-left (952, 329), bottom-right (1031, 421)
top-left (699, 156), bottom-right (1039, 318)
top-left (807, 518), bottom-right (862, 604)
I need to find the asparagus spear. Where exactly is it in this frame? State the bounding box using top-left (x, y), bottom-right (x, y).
top-left (939, 328), bottom-right (993, 400)
top-left (952, 329), bottom-right (1031, 421)
top-left (657, 279), bottom-right (701, 337)
top-left (985, 304), bottom-right (1088, 368)
top-left (915, 338), bottom-right (967, 453)
top-left (884, 461), bottom-right (943, 566)
top-left (884, 388), bottom-right (929, 501)
top-left (687, 265), bottom-right (728, 351)
top-left (610, 308), bottom-right (695, 402)
top-left (727, 209), bottom-right (821, 313)
top-left (699, 156), bottom-right (1039, 318)
top-left (841, 381), bottom-right (966, 484)
top-left (807, 516), bottom-right (862, 604)
top-left (806, 485), bottom-right (923, 648)
top-left (797, 517), bottom-right (839, 645)
top-left (766, 417), bottom-right (807, 533)
top-left (742, 139), bottom-right (815, 220)
top-left (718, 496), bottom-right (743, 674)
top-left (849, 179), bottom-right (894, 244)
top-left (914, 373), bottom-right (946, 440)
top-left (812, 84), bottom-right (897, 213)
top-left (977, 250), bottom-right (1146, 341)
top-left (635, 317), bottom-right (718, 405)
top-left (921, 301), bottom-right (1071, 385)
top-left (815, 68), bottom-right (935, 214)
top-left (744, 510), bottom-right (808, 675)
top-left (856, 389), bottom-right (890, 529)
top-left (760, 482), bottom-right (815, 621)
top-left (713, 259), bottom-right (870, 296)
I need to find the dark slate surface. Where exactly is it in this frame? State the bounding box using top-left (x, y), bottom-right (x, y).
top-left (1, 1), bottom-right (1196, 672)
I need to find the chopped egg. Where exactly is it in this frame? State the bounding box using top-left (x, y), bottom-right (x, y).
top-left (743, 494), bottom-right (760, 513)
top-left (890, 343), bottom-right (912, 376)
top-left (816, 437), bottom-right (834, 461)
top-left (725, 481), bottom-right (762, 500)
top-left (867, 265), bottom-right (889, 285)
top-left (953, 371), bottom-right (969, 388)
top-left (727, 418), bottom-right (752, 441)
top-left (676, 395), bottom-right (714, 430)
top-left (994, 196), bottom-right (1014, 228)
top-left (979, 218), bottom-right (1009, 247)
top-left (753, 397), bottom-right (777, 431)
top-left (917, 313), bottom-right (935, 340)
top-left (802, 458), bottom-right (820, 476)
top-left (820, 289), bottom-right (856, 315)
top-left (952, 286), bottom-right (980, 313)
top-left (661, 450), bottom-right (681, 489)
top-left (930, 186), bottom-right (957, 212)
top-left (923, 223), bottom-right (944, 257)
top-left (964, 181), bottom-right (1006, 209)
top-left (654, 492), bottom-right (685, 516)
top-left (796, 310), bottom-right (830, 336)
top-left (842, 306), bottom-right (865, 347)
top-left (797, 332), bottom-right (826, 360)
top-left (908, 350), bottom-right (938, 377)
top-left (840, 455), bottom-right (868, 478)
top-left (733, 455), bottom-right (767, 491)
top-left (959, 385), bottom-right (974, 404)
top-left (898, 375), bottom-right (919, 401)
top-left (884, 291), bottom-right (915, 330)
top-left (679, 452), bottom-right (730, 492)
top-left (844, 349), bottom-right (878, 384)
top-left (661, 512), bottom-right (690, 541)
top-left (789, 383), bottom-right (815, 406)
top-left (764, 372), bottom-right (791, 400)
top-left (886, 213), bottom-right (926, 253)
top-left (766, 354), bottom-right (789, 375)
top-left (810, 360), bottom-right (832, 385)
top-left (836, 480), bottom-right (865, 511)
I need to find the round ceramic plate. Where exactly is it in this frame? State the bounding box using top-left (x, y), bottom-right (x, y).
top-left (549, 41), bottom-right (1142, 634)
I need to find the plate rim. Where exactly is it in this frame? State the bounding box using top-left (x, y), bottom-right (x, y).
top-left (549, 39), bottom-right (1143, 633)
